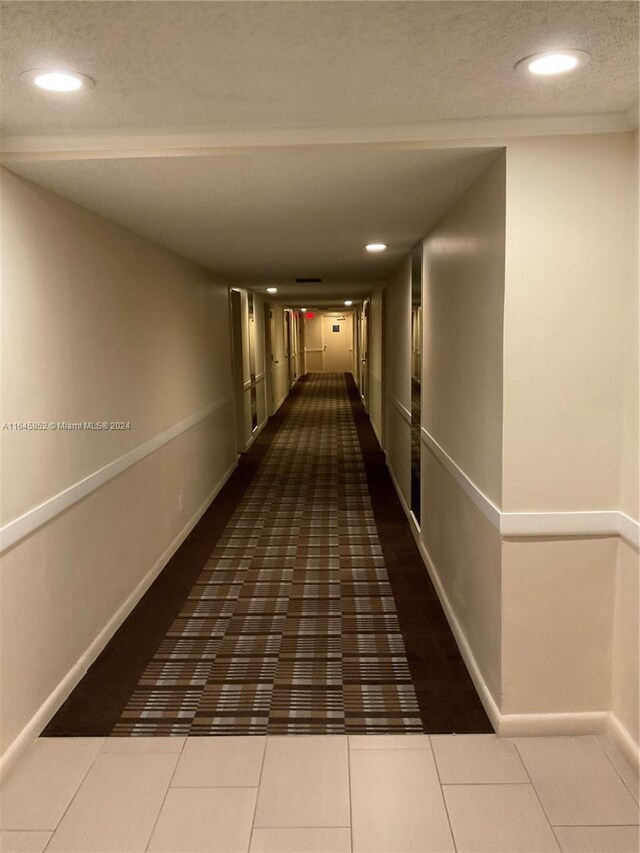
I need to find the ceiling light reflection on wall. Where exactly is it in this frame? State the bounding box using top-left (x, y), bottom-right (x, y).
top-left (365, 243), bottom-right (387, 253)
top-left (266, 287), bottom-right (278, 294)
top-left (516, 50), bottom-right (590, 76)
top-left (21, 68), bottom-right (96, 92)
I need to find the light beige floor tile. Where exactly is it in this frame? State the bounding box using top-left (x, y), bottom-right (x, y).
top-left (147, 787), bottom-right (256, 852)
top-left (171, 736), bottom-right (265, 787)
top-left (431, 734), bottom-right (529, 784)
top-left (555, 825), bottom-right (640, 852)
top-left (515, 737), bottom-right (640, 826)
top-left (350, 748), bottom-right (454, 852)
top-left (0, 831), bottom-right (52, 852)
top-left (596, 736), bottom-right (640, 805)
top-left (0, 738), bottom-right (103, 830)
top-left (249, 827), bottom-right (351, 853)
top-left (46, 752), bottom-right (178, 852)
top-left (444, 783), bottom-right (560, 852)
top-left (101, 737), bottom-right (185, 753)
top-left (254, 736), bottom-right (349, 828)
top-left (349, 734), bottom-right (431, 750)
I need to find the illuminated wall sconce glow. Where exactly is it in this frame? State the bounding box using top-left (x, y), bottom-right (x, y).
top-left (300, 308), bottom-right (307, 312)
top-left (21, 68), bottom-right (95, 91)
top-left (344, 300), bottom-right (353, 306)
top-left (365, 243), bottom-right (387, 253)
top-left (516, 49), bottom-right (590, 76)
top-left (266, 287), bottom-right (278, 294)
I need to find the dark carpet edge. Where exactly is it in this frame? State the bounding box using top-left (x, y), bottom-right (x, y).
top-left (344, 373), bottom-right (493, 733)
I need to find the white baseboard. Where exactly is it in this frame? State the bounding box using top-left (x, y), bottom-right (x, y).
top-left (0, 459), bottom-right (237, 783)
top-left (415, 536), bottom-right (501, 732)
top-left (416, 537), bottom-right (621, 741)
top-left (607, 711), bottom-right (640, 775)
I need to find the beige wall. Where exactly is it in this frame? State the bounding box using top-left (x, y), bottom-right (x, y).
top-left (423, 152), bottom-right (505, 506)
top-left (501, 537), bottom-right (617, 714)
top-left (421, 451), bottom-right (503, 701)
top-left (383, 258), bottom-right (412, 509)
top-left (619, 130), bottom-right (639, 522)
top-left (0, 169), bottom-right (236, 761)
top-left (369, 287), bottom-right (384, 445)
top-left (372, 133), bottom-right (638, 756)
top-left (418, 153), bottom-right (506, 703)
top-left (503, 133), bottom-right (637, 512)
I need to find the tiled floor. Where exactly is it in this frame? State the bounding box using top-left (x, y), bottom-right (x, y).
top-left (1, 734), bottom-right (637, 852)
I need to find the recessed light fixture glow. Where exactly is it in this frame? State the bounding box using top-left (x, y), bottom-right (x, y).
top-left (266, 287), bottom-right (278, 294)
top-left (365, 243), bottom-right (387, 253)
top-left (300, 307), bottom-right (307, 312)
top-left (344, 300), bottom-right (353, 306)
top-left (21, 68), bottom-right (96, 92)
top-left (516, 49), bottom-right (590, 77)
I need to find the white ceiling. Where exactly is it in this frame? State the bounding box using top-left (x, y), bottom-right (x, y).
top-left (7, 146), bottom-right (500, 302)
top-left (1, 1), bottom-right (637, 135)
top-left (0, 1), bottom-right (637, 304)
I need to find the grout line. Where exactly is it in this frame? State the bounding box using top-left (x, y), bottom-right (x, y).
top-left (552, 823), bottom-right (638, 829)
top-left (247, 736), bottom-right (269, 851)
top-left (440, 781), bottom-right (533, 786)
top-left (429, 736), bottom-right (458, 853)
top-left (42, 739), bottom-right (105, 851)
top-left (513, 741), bottom-right (562, 850)
top-left (595, 734), bottom-right (640, 805)
top-left (143, 748), bottom-right (183, 852)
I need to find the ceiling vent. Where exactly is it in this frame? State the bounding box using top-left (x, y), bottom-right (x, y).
top-left (295, 277), bottom-right (322, 283)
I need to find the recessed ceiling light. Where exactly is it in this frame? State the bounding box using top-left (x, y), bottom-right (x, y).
top-left (20, 68), bottom-right (96, 92)
top-left (266, 287), bottom-right (278, 294)
top-left (516, 50), bottom-right (590, 77)
top-left (300, 307), bottom-right (307, 312)
top-left (344, 300), bottom-right (353, 306)
top-left (365, 243), bottom-right (387, 253)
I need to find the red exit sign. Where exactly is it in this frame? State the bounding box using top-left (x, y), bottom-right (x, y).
top-left (305, 312), bottom-right (315, 319)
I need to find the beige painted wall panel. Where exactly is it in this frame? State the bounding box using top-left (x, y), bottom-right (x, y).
top-left (369, 287), bottom-right (384, 444)
top-left (503, 133), bottom-right (636, 511)
top-left (501, 536), bottom-right (617, 714)
top-left (611, 539), bottom-right (640, 743)
top-left (619, 131), bottom-right (639, 522)
top-left (421, 447), bottom-right (502, 702)
top-left (0, 404), bottom-right (235, 755)
top-left (384, 258), bottom-right (412, 507)
top-left (0, 170), bottom-right (237, 759)
top-left (422, 152), bottom-right (505, 505)
top-left (0, 169), bottom-right (233, 525)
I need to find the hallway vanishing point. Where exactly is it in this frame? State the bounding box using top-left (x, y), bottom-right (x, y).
top-left (45, 373), bottom-right (490, 738)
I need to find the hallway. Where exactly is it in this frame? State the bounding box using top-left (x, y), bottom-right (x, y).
top-left (44, 373), bottom-right (489, 738)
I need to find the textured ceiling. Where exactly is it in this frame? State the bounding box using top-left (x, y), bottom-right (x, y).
top-left (8, 146), bottom-right (500, 299)
top-left (1, 1), bottom-right (637, 136)
top-left (1, 1), bottom-right (637, 302)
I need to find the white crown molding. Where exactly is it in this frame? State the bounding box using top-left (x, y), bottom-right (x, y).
top-left (0, 112), bottom-right (632, 162)
top-left (421, 427), bottom-right (639, 549)
top-left (0, 393), bottom-right (234, 555)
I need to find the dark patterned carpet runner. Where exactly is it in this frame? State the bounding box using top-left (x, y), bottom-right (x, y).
top-left (113, 374), bottom-right (423, 734)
